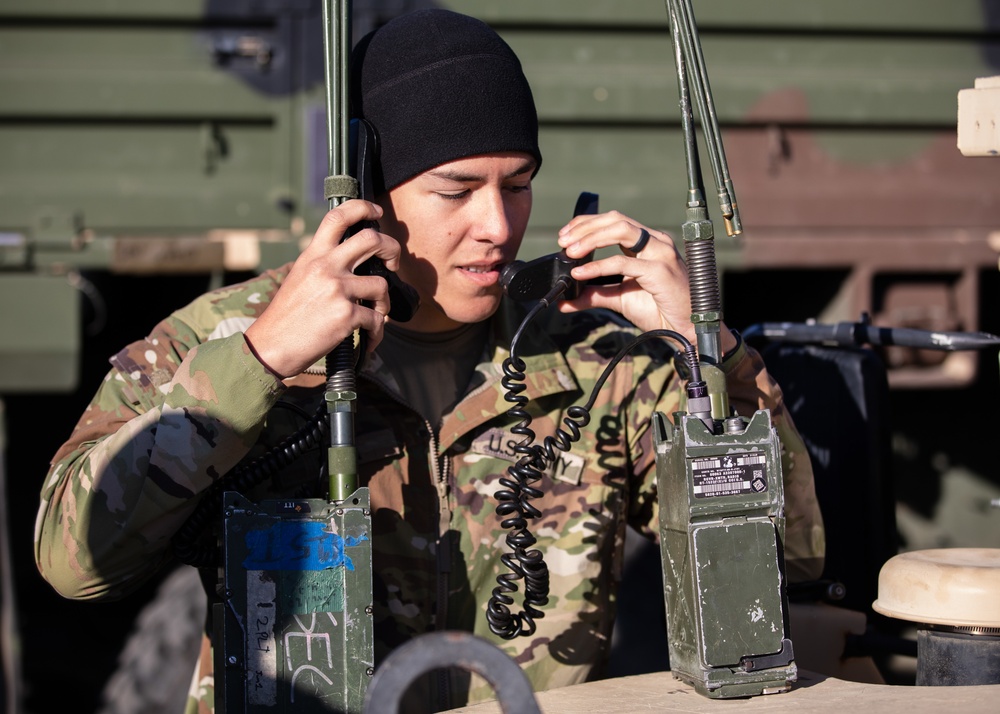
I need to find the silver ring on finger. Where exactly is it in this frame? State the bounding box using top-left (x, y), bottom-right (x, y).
top-left (627, 228), bottom-right (651, 254)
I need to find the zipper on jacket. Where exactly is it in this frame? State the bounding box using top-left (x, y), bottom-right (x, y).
top-left (427, 419), bottom-right (453, 710)
top-left (360, 373), bottom-right (454, 710)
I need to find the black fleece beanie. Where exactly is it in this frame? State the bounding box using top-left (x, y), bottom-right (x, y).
top-left (351, 9), bottom-right (542, 193)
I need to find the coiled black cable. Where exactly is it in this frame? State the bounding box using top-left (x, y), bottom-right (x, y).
top-left (487, 279), bottom-right (699, 639)
top-left (171, 403), bottom-right (328, 567)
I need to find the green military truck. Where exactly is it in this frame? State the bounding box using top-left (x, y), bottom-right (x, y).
top-left (2, 1), bottom-right (999, 712)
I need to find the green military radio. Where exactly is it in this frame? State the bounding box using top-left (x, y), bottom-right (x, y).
top-left (215, 491), bottom-right (375, 712)
top-left (654, 408), bottom-right (795, 697)
top-left (651, 0), bottom-right (796, 697)
top-left (172, 2), bottom-right (393, 710)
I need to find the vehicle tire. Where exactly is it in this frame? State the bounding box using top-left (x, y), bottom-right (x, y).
top-left (96, 565), bottom-right (207, 714)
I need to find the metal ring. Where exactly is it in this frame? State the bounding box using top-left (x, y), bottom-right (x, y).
top-left (627, 228), bottom-right (651, 254)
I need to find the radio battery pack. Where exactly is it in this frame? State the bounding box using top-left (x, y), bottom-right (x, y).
top-left (215, 489), bottom-right (374, 713)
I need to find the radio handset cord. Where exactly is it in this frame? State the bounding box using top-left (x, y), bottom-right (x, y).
top-left (488, 274), bottom-right (705, 638)
top-left (488, 191), bottom-right (713, 639)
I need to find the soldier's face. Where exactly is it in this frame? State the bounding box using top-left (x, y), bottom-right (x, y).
top-left (376, 151), bottom-right (534, 332)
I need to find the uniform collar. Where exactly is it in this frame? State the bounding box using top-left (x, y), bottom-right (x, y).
top-left (437, 298), bottom-right (581, 453)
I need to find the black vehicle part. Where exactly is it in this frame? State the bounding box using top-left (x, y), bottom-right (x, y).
top-left (754, 341), bottom-right (896, 615)
top-left (0, 400), bottom-right (23, 714)
top-left (916, 628), bottom-right (1000, 686)
top-left (743, 315), bottom-right (1000, 352)
top-left (363, 631), bottom-right (541, 714)
top-left (96, 565), bottom-right (207, 714)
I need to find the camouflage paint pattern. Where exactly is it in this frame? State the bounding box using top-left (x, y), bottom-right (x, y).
top-left (35, 265), bottom-right (823, 712)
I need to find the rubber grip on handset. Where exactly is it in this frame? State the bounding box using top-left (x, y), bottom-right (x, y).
top-left (500, 191), bottom-right (599, 303)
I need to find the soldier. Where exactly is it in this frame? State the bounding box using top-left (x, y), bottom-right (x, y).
top-left (35, 8), bottom-right (824, 714)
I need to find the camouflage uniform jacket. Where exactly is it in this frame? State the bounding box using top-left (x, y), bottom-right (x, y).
top-left (35, 264), bottom-right (824, 712)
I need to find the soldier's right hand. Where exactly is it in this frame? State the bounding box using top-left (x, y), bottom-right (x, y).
top-left (243, 199), bottom-right (400, 379)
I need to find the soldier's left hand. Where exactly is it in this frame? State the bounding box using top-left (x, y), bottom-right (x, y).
top-left (556, 210), bottom-right (737, 354)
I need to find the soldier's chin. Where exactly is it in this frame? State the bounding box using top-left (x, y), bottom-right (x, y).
top-left (448, 295), bottom-right (502, 325)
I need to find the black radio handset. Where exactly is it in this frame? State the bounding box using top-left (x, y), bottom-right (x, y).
top-left (500, 191), bottom-right (598, 303)
top-left (348, 118), bottom-right (421, 323)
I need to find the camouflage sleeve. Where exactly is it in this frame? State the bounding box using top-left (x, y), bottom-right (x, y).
top-left (34, 315), bottom-right (284, 601)
top-left (721, 339), bottom-right (826, 582)
top-left (626, 337), bottom-right (825, 583)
